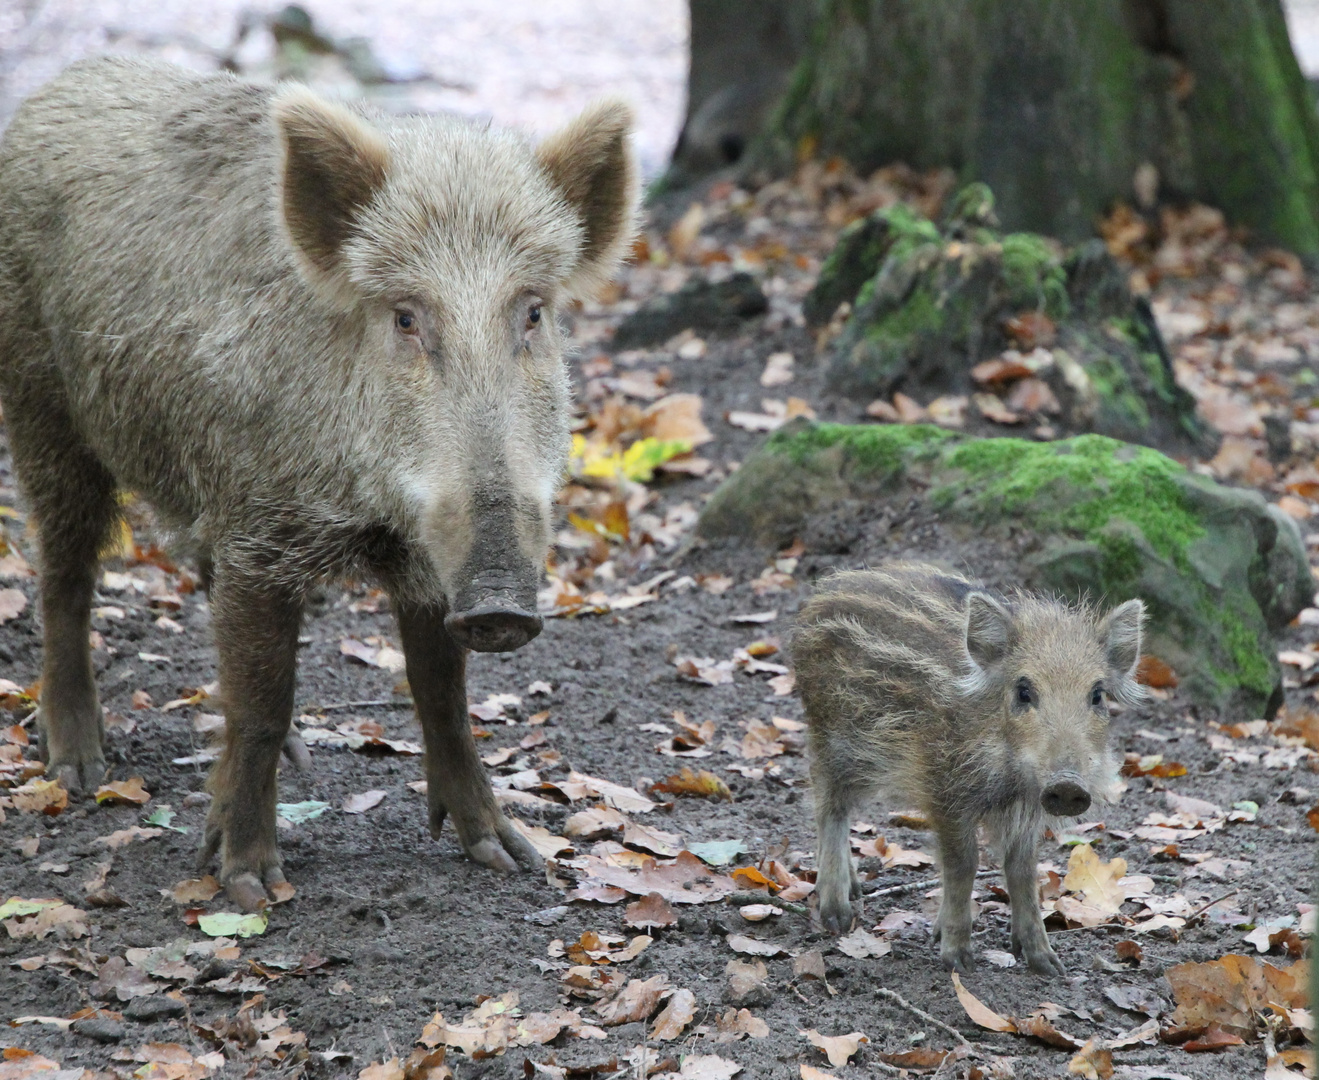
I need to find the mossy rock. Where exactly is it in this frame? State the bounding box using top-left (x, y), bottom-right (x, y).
top-left (612, 271), bottom-right (768, 349)
top-left (698, 421), bottom-right (1310, 717)
top-left (806, 186), bottom-right (1214, 457)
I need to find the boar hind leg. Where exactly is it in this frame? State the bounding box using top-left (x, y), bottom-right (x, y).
top-left (811, 757), bottom-right (863, 934)
top-left (200, 573), bottom-right (302, 911)
top-left (1004, 829), bottom-right (1064, 975)
top-left (396, 603), bottom-right (539, 873)
top-left (932, 821), bottom-right (978, 972)
top-left (4, 385), bottom-right (118, 793)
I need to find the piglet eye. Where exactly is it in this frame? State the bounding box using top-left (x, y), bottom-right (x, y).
top-left (395, 310), bottom-right (418, 335)
top-left (1015, 678), bottom-right (1034, 706)
top-left (526, 304), bottom-right (542, 328)
top-left (1090, 683), bottom-right (1105, 708)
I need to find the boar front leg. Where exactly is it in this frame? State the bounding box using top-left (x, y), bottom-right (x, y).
top-left (932, 821), bottom-right (979, 972)
top-left (396, 603), bottom-right (539, 873)
top-left (1004, 829), bottom-right (1064, 975)
top-left (810, 756), bottom-right (863, 934)
top-left (200, 573), bottom-right (302, 911)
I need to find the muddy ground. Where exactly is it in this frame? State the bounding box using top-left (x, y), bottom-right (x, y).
top-left (1, 256), bottom-right (1315, 1080)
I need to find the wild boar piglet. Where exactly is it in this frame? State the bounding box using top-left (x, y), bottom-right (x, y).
top-left (793, 563), bottom-right (1144, 975)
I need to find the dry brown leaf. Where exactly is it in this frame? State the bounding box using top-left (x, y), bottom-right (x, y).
top-left (594, 975), bottom-right (672, 1025)
top-left (1067, 1039), bottom-right (1114, 1079)
top-left (798, 1067), bottom-right (833, 1080)
top-left (725, 959), bottom-right (767, 1000)
top-left (570, 850), bottom-right (738, 905)
top-left (10, 778), bottom-right (68, 816)
top-left (650, 988), bottom-right (697, 1041)
top-left (0, 588), bottom-right (27, 623)
top-left (510, 818), bottom-right (572, 860)
top-left (166, 876), bottom-right (221, 904)
top-left (1182, 1023), bottom-right (1246, 1052)
top-left (653, 1054), bottom-right (742, 1079)
top-left (800, 1029), bottom-right (868, 1068)
top-left (359, 1058), bottom-right (406, 1080)
top-left (622, 820), bottom-right (684, 858)
top-left (651, 768), bottom-right (731, 801)
top-left (565, 805), bottom-right (627, 840)
top-left (714, 1008), bottom-right (769, 1042)
top-left (643, 394), bottom-right (713, 447)
top-left (1062, 844), bottom-right (1129, 915)
top-left (1167, 955), bottom-right (1310, 1039)
top-left (94, 826), bottom-right (163, 849)
top-left (94, 776), bottom-right (151, 806)
top-left (951, 972), bottom-right (1016, 1033)
top-left (1136, 655), bottom-right (1179, 688)
top-left (342, 790), bottom-right (387, 814)
top-left (624, 892), bottom-right (678, 930)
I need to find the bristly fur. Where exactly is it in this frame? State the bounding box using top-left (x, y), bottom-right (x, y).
top-left (792, 562), bottom-right (1144, 974)
top-left (0, 57), bottom-right (640, 902)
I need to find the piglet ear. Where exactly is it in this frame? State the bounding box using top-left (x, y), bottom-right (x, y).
top-left (964, 591), bottom-right (1013, 671)
top-left (272, 86), bottom-right (390, 306)
top-left (536, 99), bottom-right (640, 300)
top-left (1103, 598), bottom-right (1145, 679)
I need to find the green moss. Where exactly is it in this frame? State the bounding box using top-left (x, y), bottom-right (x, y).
top-left (864, 284), bottom-right (942, 346)
top-left (882, 203), bottom-right (942, 262)
top-left (935, 434), bottom-right (1202, 560)
top-left (1209, 601), bottom-right (1276, 696)
top-left (1085, 354), bottom-right (1151, 432)
top-left (767, 420), bottom-right (955, 476)
top-left (1000, 233), bottom-right (1069, 319)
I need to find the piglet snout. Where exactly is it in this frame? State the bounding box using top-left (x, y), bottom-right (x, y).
top-left (1041, 777), bottom-right (1091, 817)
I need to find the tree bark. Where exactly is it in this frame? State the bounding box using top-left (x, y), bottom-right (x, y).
top-left (684, 0), bottom-right (1319, 254)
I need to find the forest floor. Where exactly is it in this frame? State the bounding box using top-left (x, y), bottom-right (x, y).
top-left (0, 156), bottom-right (1315, 1080)
top-left (0, 9), bottom-right (1316, 1080)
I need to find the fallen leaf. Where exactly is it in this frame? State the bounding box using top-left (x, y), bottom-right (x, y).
top-left (165, 876), bottom-right (221, 904)
top-left (801, 1029), bottom-right (868, 1068)
top-left (652, 768), bottom-right (731, 801)
top-left (1166, 954), bottom-right (1309, 1039)
top-left (713, 1008), bottom-right (769, 1042)
top-left (951, 972), bottom-right (1016, 1033)
top-left (624, 892), bottom-right (678, 930)
top-left (1062, 844), bottom-right (1129, 916)
top-left (685, 839), bottom-right (748, 866)
top-left (339, 636), bottom-right (407, 673)
top-left (759, 352), bottom-right (795, 387)
top-left (738, 905), bottom-right (781, 922)
top-left (0, 588), bottom-right (27, 623)
top-left (94, 826), bottom-right (163, 849)
top-left (565, 805), bottom-right (627, 840)
top-left (511, 819), bottom-right (572, 859)
top-left (341, 790), bottom-right (387, 815)
top-left (1136, 656), bottom-right (1179, 688)
top-left (277, 800), bottom-right (330, 824)
top-left (1182, 1023), bottom-right (1245, 1052)
top-left (1067, 1039), bottom-right (1114, 1078)
top-left (197, 911), bottom-right (267, 938)
top-left (835, 929), bottom-right (891, 959)
top-left (594, 975), bottom-right (672, 1025)
top-left (726, 934), bottom-right (788, 958)
top-left (623, 820), bottom-right (684, 858)
top-left (725, 959), bottom-right (767, 1001)
top-left (93, 776), bottom-right (152, 806)
top-left (10, 779), bottom-right (68, 816)
top-left (651, 988), bottom-right (697, 1041)
top-left (653, 1054), bottom-right (742, 1080)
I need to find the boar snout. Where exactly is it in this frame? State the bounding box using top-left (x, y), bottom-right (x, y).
top-left (446, 567), bottom-right (542, 652)
top-left (445, 601), bottom-right (542, 652)
top-left (1041, 775), bottom-right (1091, 817)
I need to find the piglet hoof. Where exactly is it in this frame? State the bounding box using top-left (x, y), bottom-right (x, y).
top-left (818, 894), bottom-right (855, 935)
top-left (465, 818), bottom-right (541, 874)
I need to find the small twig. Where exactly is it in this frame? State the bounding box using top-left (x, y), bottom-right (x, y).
top-left (726, 891), bottom-right (809, 915)
top-left (874, 987), bottom-right (971, 1048)
top-left (865, 868), bottom-right (997, 899)
top-left (1188, 888), bottom-right (1240, 921)
top-left (302, 699), bottom-right (409, 712)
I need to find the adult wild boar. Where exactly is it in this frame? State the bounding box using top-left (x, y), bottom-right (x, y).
top-left (0, 58), bottom-right (638, 909)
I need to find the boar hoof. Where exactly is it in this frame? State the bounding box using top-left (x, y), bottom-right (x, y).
top-left (1021, 943), bottom-right (1066, 976)
top-left (224, 868), bottom-right (287, 913)
top-left (939, 944), bottom-right (975, 973)
top-left (281, 732), bottom-right (312, 771)
top-left (465, 822), bottom-right (541, 873)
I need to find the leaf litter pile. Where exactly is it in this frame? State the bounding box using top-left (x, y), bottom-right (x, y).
top-left (0, 160), bottom-right (1317, 1080)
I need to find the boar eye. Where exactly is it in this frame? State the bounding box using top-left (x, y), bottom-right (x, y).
top-left (526, 304), bottom-right (542, 329)
top-left (394, 310), bottom-right (419, 336)
top-left (1014, 678), bottom-right (1036, 708)
top-left (1090, 683), bottom-right (1105, 709)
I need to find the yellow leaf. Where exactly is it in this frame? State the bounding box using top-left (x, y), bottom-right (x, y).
top-left (1062, 844), bottom-right (1127, 915)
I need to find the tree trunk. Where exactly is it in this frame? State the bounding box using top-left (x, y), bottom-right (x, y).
top-left (668, 0), bottom-right (815, 182)
top-left (686, 0), bottom-right (1319, 254)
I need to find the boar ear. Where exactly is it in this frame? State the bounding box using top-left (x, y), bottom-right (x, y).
top-left (272, 86), bottom-right (390, 305)
top-left (1103, 598), bottom-right (1145, 678)
top-left (964, 591), bottom-right (1013, 671)
top-left (537, 98), bottom-right (640, 300)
